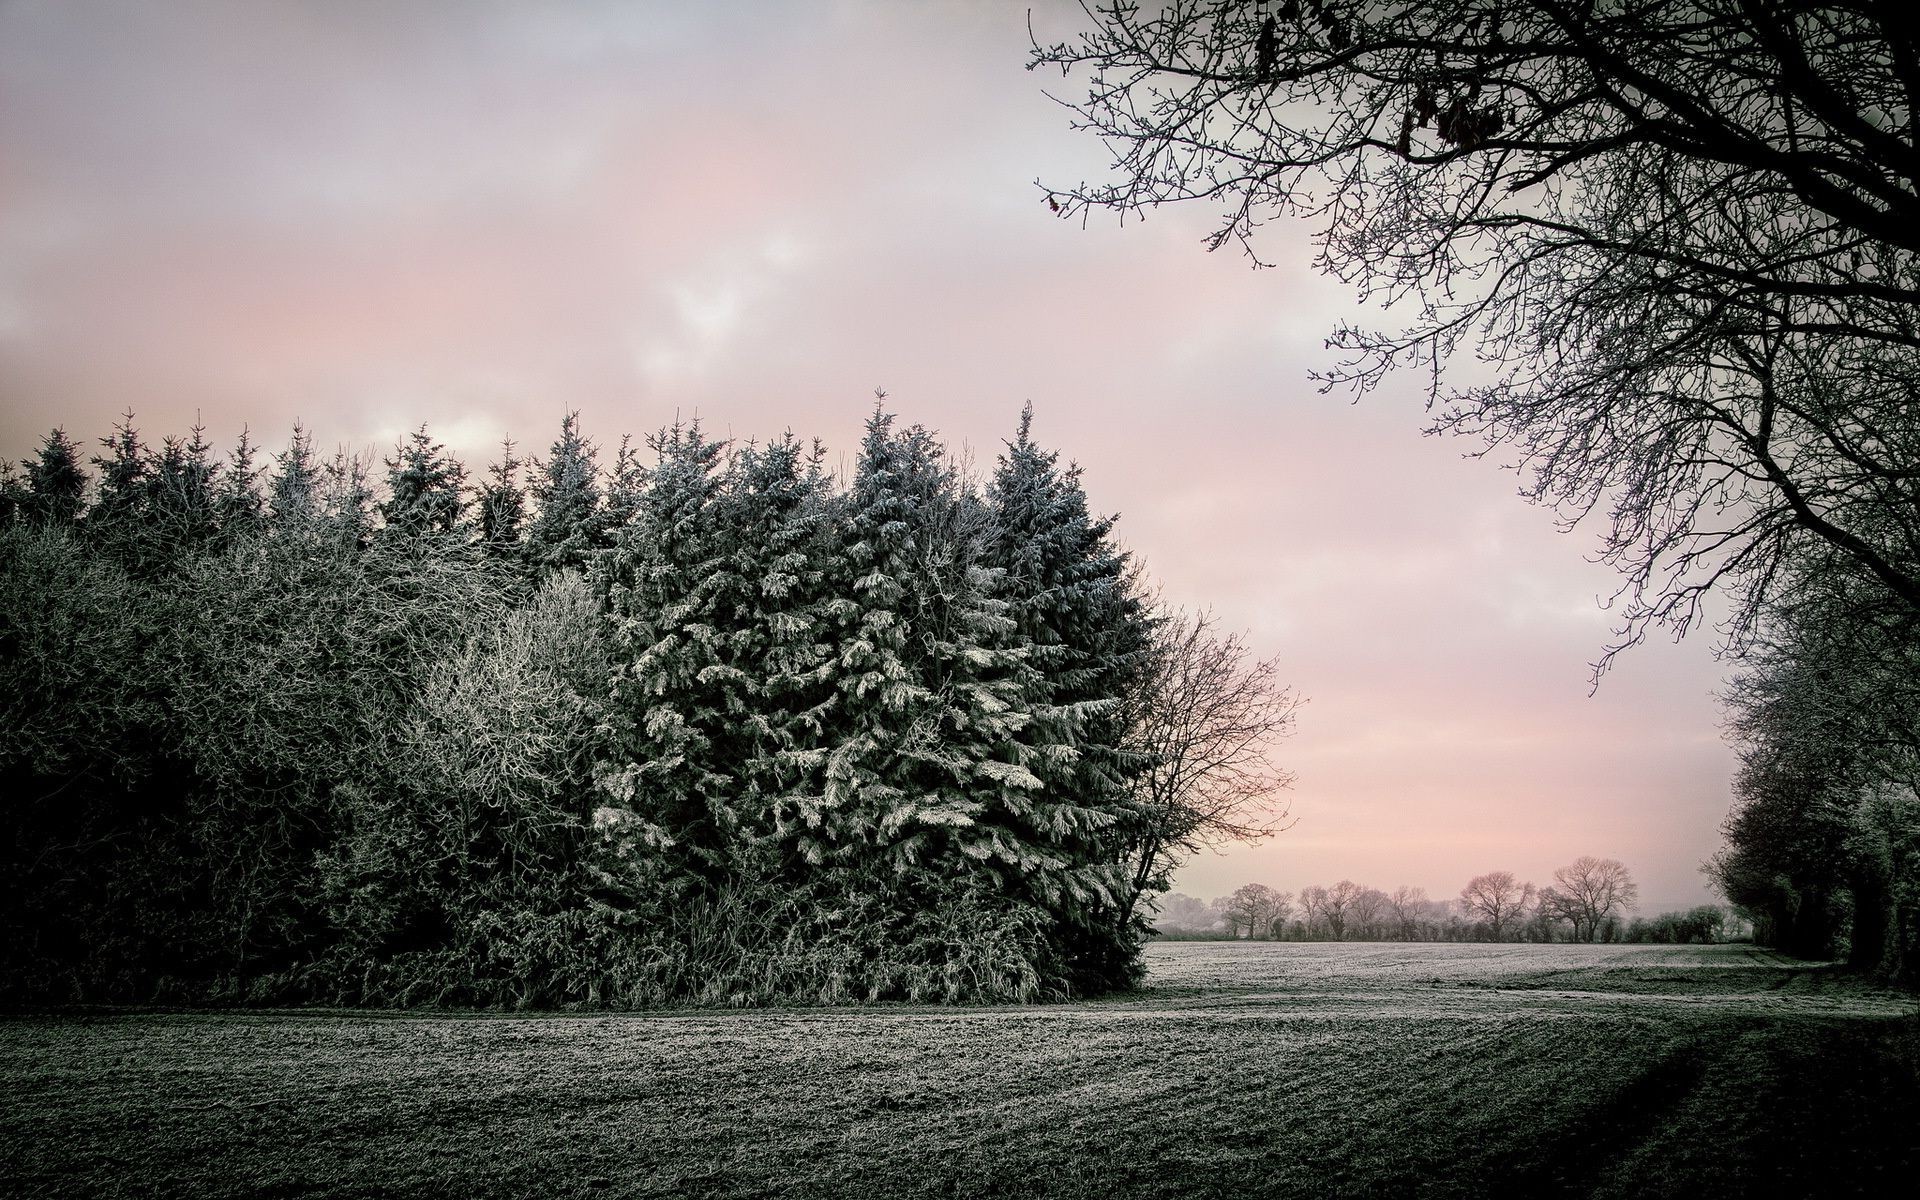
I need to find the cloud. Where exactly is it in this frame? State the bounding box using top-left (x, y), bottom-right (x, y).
top-left (0, 0), bottom-right (1741, 914)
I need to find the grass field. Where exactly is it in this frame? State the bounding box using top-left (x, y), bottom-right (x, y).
top-left (3, 942), bottom-right (1916, 1198)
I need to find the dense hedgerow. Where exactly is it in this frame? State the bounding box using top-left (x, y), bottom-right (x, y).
top-left (0, 405), bottom-right (1152, 1006)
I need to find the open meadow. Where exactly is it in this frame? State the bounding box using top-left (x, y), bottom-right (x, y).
top-left (3, 942), bottom-right (1916, 1199)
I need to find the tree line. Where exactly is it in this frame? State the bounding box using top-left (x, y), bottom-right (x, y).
top-left (0, 404), bottom-right (1297, 1006)
top-left (1158, 858), bottom-right (1669, 943)
top-left (1033, 1), bottom-right (1920, 981)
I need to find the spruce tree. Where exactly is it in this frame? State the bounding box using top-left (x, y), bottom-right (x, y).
top-left (269, 423), bottom-right (320, 527)
top-left (217, 429), bottom-right (265, 537)
top-left (819, 408), bottom-right (1067, 935)
top-left (322, 448), bottom-right (376, 546)
top-left (89, 413), bottom-right (149, 533)
top-left (21, 429), bottom-right (86, 526)
top-left (525, 411), bottom-right (602, 574)
top-left (478, 438), bottom-right (529, 560)
top-left (599, 421), bottom-right (737, 873)
top-left (987, 403), bottom-right (1155, 989)
top-left (147, 422), bottom-right (222, 553)
top-left (720, 434), bottom-right (841, 869)
top-left (380, 426), bottom-right (466, 537)
top-left (603, 434), bottom-right (646, 543)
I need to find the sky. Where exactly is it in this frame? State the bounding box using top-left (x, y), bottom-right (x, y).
top-left (0, 0), bottom-right (1738, 914)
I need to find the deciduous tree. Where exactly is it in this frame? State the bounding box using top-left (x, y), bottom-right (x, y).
top-left (1460, 871), bottom-right (1533, 941)
top-left (1117, 610), bottom-right (1300, 930)
top-left (1031, 1), bottom-right (1920, 668)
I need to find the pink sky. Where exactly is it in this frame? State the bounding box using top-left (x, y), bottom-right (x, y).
top-left (0, 1), bottom-right (1737, 913)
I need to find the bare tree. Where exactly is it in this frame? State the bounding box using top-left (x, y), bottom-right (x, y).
top-left (1118, 609), bottom-right (1303, 928)
top-left (1265, 888), bottom-right (1295, 939)
top-left (1349, 885), bottom-right (1390, 941)
top-left (1298, 884), bottom-right (1329, 939)
top-left (1459, 871), bottom-right (1534, 942)
top-left (1388, 885), bottom-right (1427, 941)
top-left (1223, 882), bottom-right (1286, 940)
top-left (1323, 879), bottom-right (1361, 940)
top-left (1551, 857), bottom-right (1640, 942)
top-left (1151, 892), bottom-right (1224, 936)
top-left (1031, 3), bottom-right (1920, 670)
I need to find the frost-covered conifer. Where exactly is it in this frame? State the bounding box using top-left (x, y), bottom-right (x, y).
top-left (216, 429), bottom-right (265, 536)
top-left (815, 407), bottom-right (1069, 936)
top-left (21, 429), bottom-right (87, 526)
top-left (269, 423), bottom-right (321, 527)
top-left (599, 422), bottom-right (737, 872)
top-left (720, 434), bottom-right (841, 865)
top-left (987, 403), bottom-right (1154, 987)
top-left (89, 414), bottom-right (149, 533)
top-left (380, 425), bottom-right (467, 537)
top-left (603, 434), bottom-right (646, 544)
top-left (147, 422), bottom-right (222, 552)
top-left (525, 411), bottom-right (603, 574)
top-left (478, 438), bottom-right (529, 560)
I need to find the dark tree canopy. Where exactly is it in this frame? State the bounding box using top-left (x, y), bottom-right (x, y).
top-left (0, 406), bottom-right (1228, 1006)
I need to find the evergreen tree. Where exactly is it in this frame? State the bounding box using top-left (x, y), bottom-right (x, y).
top-left (525, 411), bottom-right (602, 574)
top-left (20, 429), bottom-right (86, 526)
top-left (380, 426), bottom-right (466, 537)
top-left (478, 438), bottom-right (529, 560)
top-left (147, 422), bottom-right (222, 553)
top-left (987, 403), bottom-right (1155, 988)
top-left (89, 413), bottom-right (149, 533)
top-left (322, 448), bottom-right (376, 546)
top-left (720, 435), bottom-right (841, 868)
top-left (820, 410), bottom-right (1062, 899)
top-left (270, 423), bottom-right (320, 527)
top-left (217, 429), bottom-right (265, 536)
top-left (599, 422), bottom-right (736, 873)
top-left (603, 433), bottom-right (646, 542)
top-left (0, 464), bottom-right (22, 527)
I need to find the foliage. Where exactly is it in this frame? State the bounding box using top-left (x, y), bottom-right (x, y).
top-left (0, 406), bottom-right (1204, 1005)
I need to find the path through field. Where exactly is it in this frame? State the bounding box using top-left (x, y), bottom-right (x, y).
top-left (3, 943), bottom-right (1916, 1198)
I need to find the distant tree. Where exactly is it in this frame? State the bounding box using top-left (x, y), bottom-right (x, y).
top-left (1223, 883), bottom-right (1284, 940)
top-left (1460, 872), bottom-right (1534, 942)
top-left (1388, 886), bottom-right (1427, 941)
top-left (1551, 857), bottom-right (1639, 943)
top-left (1322, 879), bottom-right (1362, 940)
top-left (1265, 889), bottom-right (1295, 939)
top-left (1151, 892), bottom-right (1223, 937)
top-left (1349, 885), bottom-right (1390, 941)
top-left (1551, 856), bottom-right (1643, 940)
top-left (1299, 884), bottom-right (1329, 939)
top-left (1117, 609), bottom-right (1300, 932)
top-left (1627, 906), bottom-right (1730, 945)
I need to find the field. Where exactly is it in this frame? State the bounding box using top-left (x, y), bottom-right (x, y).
top-left (3, 942), bottom-right (1916, 1198)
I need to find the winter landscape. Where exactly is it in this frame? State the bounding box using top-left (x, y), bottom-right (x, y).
top-left (5, 1), bottom-right (1920, 1196)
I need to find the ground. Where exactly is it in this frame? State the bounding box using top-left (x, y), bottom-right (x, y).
top-left (2, 942), bottom-right (1916, 1198)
